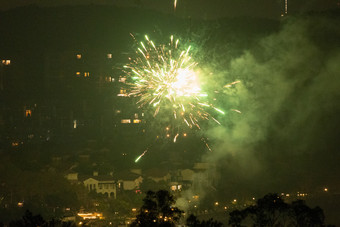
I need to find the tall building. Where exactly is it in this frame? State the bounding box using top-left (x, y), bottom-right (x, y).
top-left (1, 49), bottom-right (146, 148)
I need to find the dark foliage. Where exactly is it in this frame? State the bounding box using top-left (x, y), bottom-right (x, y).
top-left (131, 190), bottom-right (183, 227)
top-left (229, 193), bottom-right (332, 227)
top-left (9, 210), bottom-right (45, 227)
top-left (186, 214), bottom-right (223, 227)
top-left (8, 210), bottom-right (75, 227)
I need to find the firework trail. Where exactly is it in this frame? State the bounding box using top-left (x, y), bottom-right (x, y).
top-left (135, 148), bottom-right (149, 163)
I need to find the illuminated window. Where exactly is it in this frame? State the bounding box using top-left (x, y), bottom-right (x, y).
top-left (134, 113), bottom-right (138, 118)
top-left (84, 72), bottom-right (90, 77)
top-left (25, 109), bottom-right (32, 117)
top-left (2, 60), bottom-right (10, 65)
top-left (116, 110), bottom-right (121, 114)
top-left (117, 89), bottom-right (127, 97)
top-left (133, 119), bottom-right (141, 123)
top-left (119, 76), bottom-right (126, 83)
top-left (76, 54), bottom-right (82, 59)
top-left (73, 120), bottom-right (77, 129)
top-left (121, 119), bottom-right (131, 124)
top-left (76, 72), bottom-right (81, 76)
top-left (171, 186), bottom-right (177, 191)
top-left (105, 77), bottom-right (114, 82)
top-left (107, 53), bottom-right (112, 59)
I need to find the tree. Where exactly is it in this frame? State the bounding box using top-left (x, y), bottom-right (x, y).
top-left (9, 210), bottom-right (45, 227)
top-left (186, 214), bottom-right (223, 227)
top-left (245, 193), bottom-right (289, 226)
top-left (229, 193), bottom-right (331, 227)
top-left (131, 190), bottom-right (183, 227)
top-left (289, 200), bottom-right (325, 227)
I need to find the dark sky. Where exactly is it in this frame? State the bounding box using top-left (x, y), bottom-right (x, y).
top-left (0, 0), bottom-right (338, 19)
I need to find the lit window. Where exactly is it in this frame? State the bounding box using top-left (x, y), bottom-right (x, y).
top-left (119, 76), bottom-right (126, 83)
top-left (25, 109), bottom-right (32, 117)
top-left (116, 110), bottom-right (121, 114)
top-left (107, 53), bottom-right (112, 59)
top-left (84, 72), bottom-right (90, 77)
top-left (105, 77), bottom-right (114, 82)
top-left (133, 119), bottom-right (141, 123)
top-left (121, 119), bottom-right (131, 124)
top-left (117, 89), bottom-right (127, 97)
top-left (134, 113), bottom-right (138, 118)
top-left (76, 54), bottom-right (82, 59)
top-left (2, 60), bottom-right (10, 65)
top-left (171, 186), bottom-right (177, 191)
top-left (73, 120), bottom-right (77, 129)
top-left (76, 72), bottom-right (81, 76)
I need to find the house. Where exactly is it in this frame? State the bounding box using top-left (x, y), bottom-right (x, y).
top-left (144, 168), bottom-right (171, 183)
top-left (65, 172), bottom-right (79, 185)
top-left (83, 175), bottom-right (116, 198)
top-left (116, 171), bottom-right (143, 191)
top-left (169, 169), bottom-right (194, 191)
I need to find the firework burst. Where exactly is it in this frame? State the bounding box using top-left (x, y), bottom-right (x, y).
top-left (123, 35), bottom-right (224, 131)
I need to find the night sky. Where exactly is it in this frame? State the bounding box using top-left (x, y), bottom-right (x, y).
top-left (0, 0), bottom-right (338, 18)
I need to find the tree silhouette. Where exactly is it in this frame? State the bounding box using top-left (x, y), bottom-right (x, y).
top-left (186, 214), bottom-right (223, 227)
top-left (131, 190), bottom-right (183, 227)
top-left (9, 210), bottom-right (45, 227)
top-left (289, 200), bottom-right (325, 227)
top-left (229, 193), bottom-right (331, 227)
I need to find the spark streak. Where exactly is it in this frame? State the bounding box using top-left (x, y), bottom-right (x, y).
top-left (135, 149), bottom-right (149, 163)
